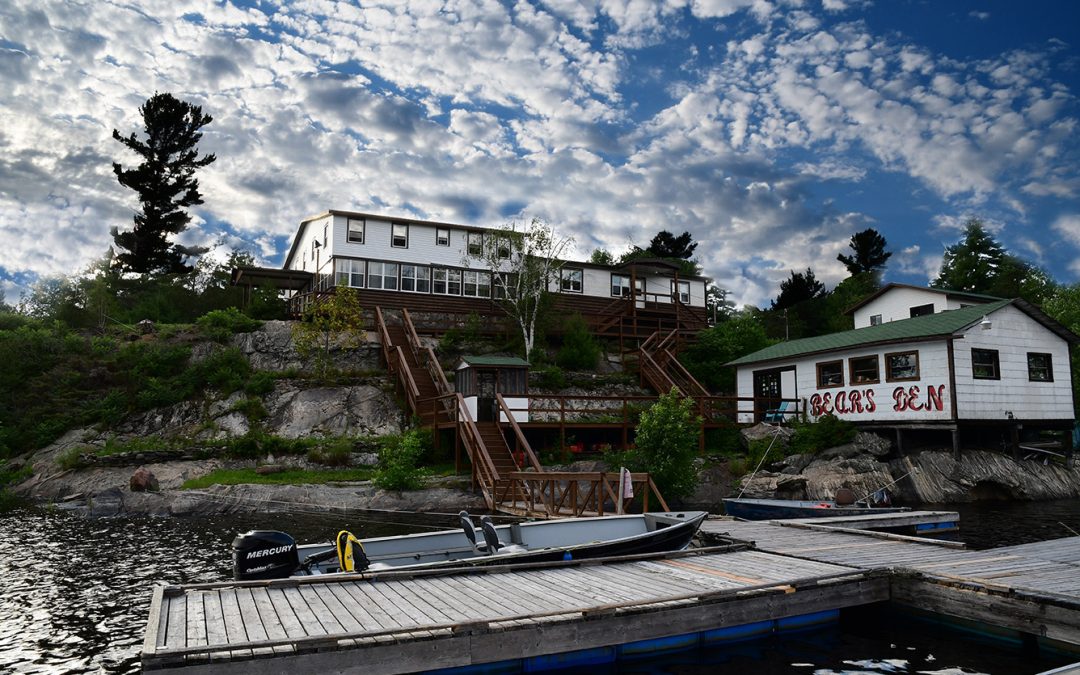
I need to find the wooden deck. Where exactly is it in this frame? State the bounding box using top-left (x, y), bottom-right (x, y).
top-left (141, 544), bottom-right (886, 673)
top-left (702, 515), bottom-right (1080, 647)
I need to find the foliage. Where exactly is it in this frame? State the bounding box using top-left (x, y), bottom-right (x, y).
top-left (772, 268), bottom-right (826, 310)
top-left (532, 365), bottom-right (567, 390)
top-left (837, 228), bottom-right (892, 278)
top-left (471, 217), bottom-right (572, 358)
top-left (822, 273), bottom-right (879, 334)
top-left (589, 248), bottom-right (615, 265)
top-left (679, 311), bottom-right (772, 393)
top-left (196, 307), bottom-right (262, 342)
top-left (788, 414), bottom-right (856, 455)
top-left (1043, 284), bottom-right (1080, 415)
top-left (292, 287), bottom-right (366, 379)
top-left (556, 313), bottom-right (601, 370)
top-left (307, 437), bottom-right (354, 466)
top-left (111, 92), bottom-right (216, 275)
top-left (623, 388), bottom-right (701, 499)
top-left (438, 312), bottom-right (482, 355)
top-left (56, 446), bottom-right (86, 471)
top-left (182, 467), bottom-right (374, 489)
top-left (705, 284), bottom-right (736, 324)
top-left (373, 428), bottom-right (428, 490)
top-left (646, 230), bottom-right (698, 260)
top-left (932, 219), bottom-right (1056, 304)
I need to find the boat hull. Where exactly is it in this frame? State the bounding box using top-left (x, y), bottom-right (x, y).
top-left (723, 498), bottom-right (909, 521)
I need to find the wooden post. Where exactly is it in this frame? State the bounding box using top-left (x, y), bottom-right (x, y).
top-left (896, 427), bottom-right (904, 456)
top-left (1010, 424), bottom-right (1021, 461)
top-left (951, 427), bottom-right (960, 459)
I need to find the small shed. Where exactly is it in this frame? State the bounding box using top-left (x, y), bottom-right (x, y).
top-left (455, 356), bottom-right (530, 423)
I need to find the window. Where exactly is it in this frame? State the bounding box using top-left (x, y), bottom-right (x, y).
top-left (849, 355), bottom-right (879, 384)
top-left (816, 361), bottom-right (844, 388)
top-left (400, 265), bottom-right (430, 293)
top-left (611, 274), bottom-right (634, 297)
top-left (391, 223), bottom-right (408, 248)
top-left (560, 267), bottom-right (583, 293)
top-left (886, 351), bottom-right (920, 381)
top-left (347, 218), bottom-right (365, 244)
top-left (496, 236), bottom-right (511, 259)
top-left (367, 262), bottom-right (399, 290)
top-left (436, 228), bottom-right (450, 247)
top-left (463, 270), bottom-right (491, 298)
top-left (467, 232), bottom-right (483, 256)
top-left (1028, 352), bottom-right (1053, 382)
top-left (493, 275), bottom-right (508, 299)
top-left (433, 268), bottom-right (461, 295)
top-left (335, 259), bottom-right (365, 288)
top-left (672, 280), bottom-right (690, 304)
top-left (870, 314), bottom-right (882, 326)
top-left (971, 348), bottom-right (1000, 380)
top-left (910, 303), bottom-right (934, 318)
top-left (323, 223), bottom-right (328, 247)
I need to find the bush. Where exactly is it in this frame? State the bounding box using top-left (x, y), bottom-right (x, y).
top-left (532, 365), bottom-right (566, 390)
top-left (624, 388), bottom-right (701, 499)
top-left (308, 437), bottom-right (353, 466)
top-left (189, 347), bottom-right (251, 395)
top-left (244, 371), bottom-right (276, 396)
top-left (232, 397), bottom-right (267, 423)
top-left (556, 313), bottom-right (600, 370)
top-left (373, 429), bottom-right (427, 490)
top-left (196, 307), bottom-right (261, 342)
top-left (788, 414), bottom-right (856, 455)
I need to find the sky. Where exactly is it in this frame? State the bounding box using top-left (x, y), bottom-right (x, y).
top-left (2, 0), bottom-right (1080, 309)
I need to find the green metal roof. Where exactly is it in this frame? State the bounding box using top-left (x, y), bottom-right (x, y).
top-left (459, 355), bottom-right (530, 368)
top-left (728, 300), bottom-right (1013, 367)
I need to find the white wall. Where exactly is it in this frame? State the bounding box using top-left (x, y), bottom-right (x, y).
top-left (853, 288), bottom-right (992, 328)
top-left (461, 395), bottom-right (529, 423)
top-left (952, 304), bottom-right (1074, 420)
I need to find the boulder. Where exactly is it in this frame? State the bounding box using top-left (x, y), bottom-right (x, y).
top-left (853, 431), bottom-right (892, 458)
top-left (264, 382), bottom-right (403, 438)
top-left (129, 467), bottom-right (159, 492)
top-left (740, 423), bottom-right (795, 450)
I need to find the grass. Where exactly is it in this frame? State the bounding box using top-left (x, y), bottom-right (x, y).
top-left (181, 467), bottom-right (376, 489)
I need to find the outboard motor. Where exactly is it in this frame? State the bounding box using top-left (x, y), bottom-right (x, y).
top-left (233, 530), bottom-right (300, 581)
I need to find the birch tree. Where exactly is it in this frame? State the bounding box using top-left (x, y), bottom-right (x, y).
top-left (469, 217), bottom-right (572, 358)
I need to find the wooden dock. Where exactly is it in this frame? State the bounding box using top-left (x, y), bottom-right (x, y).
top-left (702, 514), bottom-right (1080, 648)
top-left (141, 544), bottom-right (887, 673)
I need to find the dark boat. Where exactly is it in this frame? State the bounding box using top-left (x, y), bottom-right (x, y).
top-left (722, 497), bottom-right (909, 520)
top-left (233, 510), bottom-right (709, 580)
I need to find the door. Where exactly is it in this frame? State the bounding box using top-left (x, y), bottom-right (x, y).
top-left (753, 367), bottom-right (794, 422)
top-left (477, 371), bottom-right (497, 422)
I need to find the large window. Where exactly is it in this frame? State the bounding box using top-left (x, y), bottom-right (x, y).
top-left (467, 232), bottom-right (483, 256)
top-left (433, 268), bottom-right (462, 295)
top-left (335, 259), bottom-right (365, 288)
top-left (391, 223), bottom-right (408, 248)
top-left (1028, 352), bottom-right (1053, 382)
top-left (672, 280), bottom-right (690, 304)
top-left (816, 360), bottom-right (844, 388)
top-left (496, 236), bottom-right (511, 259)
top-left (611, 274), bottom-right (642, 297)
top-left (886, 351), bottom-right (920, 381)
top-left (972, 348), bottom-right (1000, 380)
top-left (910, 303), bottom-right (934, 318)
top-left (347, 218), bottom-right (365, 244)
top-left (400, 264), bottom-right (430, 293)
top-left (463, 270), bottom-right (491, 298)
top-left (560, 268), bottom-right (583, 293)
top-left (849, 355), bottom-right (879, 384)
top-left (368, 262), bottom-right (399, 290)
top-left (436, 227), bottom-right (450, 247)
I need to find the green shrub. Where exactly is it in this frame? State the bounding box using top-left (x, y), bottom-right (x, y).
top-left (244, 370), bottom-right (276, 396)
top-left (788, 414), bottom-right (856, 455)
top-left (533, 365), bottom-right (566, 390)
top-left (196, 307), bottom-right (261, 342)
top-left (556, 313), bottom-right (601, 370)
top-left (189, 347), bottom-right (251, 395)
top-left (373, 429), bottom-right (427, 490)
top-left (308, 437), bottom-right (353, 466)
top-left (56, 446), bottom-right (86, 470)
top-left (624, 388), bottom-right (702, 499)
top-left (233, 397), bottom-right (268, 423)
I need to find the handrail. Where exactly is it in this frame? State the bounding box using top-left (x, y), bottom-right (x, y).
top-left (374, 306), bottom-right (394, 369)
top-left (393, 346), bottom-right (422, 417)
top-left (500, 471), bottom-right (670, 516)
top-left (495, 394), bottom-right (543, 472)
top-left (401, 307), bottom-right (422, 362)
top-left (454, 392), bottom-right (501, 484)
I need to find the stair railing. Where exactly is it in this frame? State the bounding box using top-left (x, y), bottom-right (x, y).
top-left (495, 394), bottom-right (544, 472)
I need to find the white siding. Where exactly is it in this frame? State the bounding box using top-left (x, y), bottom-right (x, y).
top-left (737, 341), bottom-right (954, 424)
top-left (952, 305), bottom-right (1074, 420)
top-left (853, 288), bottom-right (951, 328)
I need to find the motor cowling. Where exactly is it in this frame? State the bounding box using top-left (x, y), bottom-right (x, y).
top-left (233, 530), bottom-right (299, 581)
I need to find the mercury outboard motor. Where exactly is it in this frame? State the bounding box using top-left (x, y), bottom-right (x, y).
top-left (233, 530), bottom-right (300, 581)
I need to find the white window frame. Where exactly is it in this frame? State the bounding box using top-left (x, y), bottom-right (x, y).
top-left (433, 267), bottom-right (462, 295)
top-left (560, 267), bottom-right (583, 293)
top-left (436, 227), bottom-right (450, 247)
top-left (335, 258), bottom-right (365, 288)
top-left (463, 270), bottom-right (491, 298)
top-left (391, 223), bottom-right (408, 248)
top-left (368, 261), bottom-right (399, 290)
top-left (401, 264), bottom-right (430, 293)
top-left (467, 232), bottom-right (483, 257)
top-left (347, 218), bottom-right (365, 244)
top-left (672, 280), bottom-right (690, 304)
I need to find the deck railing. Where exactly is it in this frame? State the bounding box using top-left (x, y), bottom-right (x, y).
top-left (497, 471), bottom-right (668, 518)
top-left (496, 394), bottom-right (544, 472)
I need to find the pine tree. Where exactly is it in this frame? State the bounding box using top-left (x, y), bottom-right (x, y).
top-left (838, 228), bottom-right (891, 278)
top-left (111, 92), bottom-right (216, 275)
top-left (931, 219), bottom-right (1006, 293)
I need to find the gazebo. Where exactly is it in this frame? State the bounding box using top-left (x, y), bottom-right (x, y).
top-left (455, 356), bottom-right (530, 423)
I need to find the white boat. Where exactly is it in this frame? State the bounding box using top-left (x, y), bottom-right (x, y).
top-left (232, 510), bottom-right (708, 580)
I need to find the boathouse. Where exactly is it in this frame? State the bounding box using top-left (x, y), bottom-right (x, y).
top-left (729, 289), bottom-right (1078, 451)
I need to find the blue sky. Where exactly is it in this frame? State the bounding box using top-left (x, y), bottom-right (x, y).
top-left (1, 0), bottom-right (1079, 308)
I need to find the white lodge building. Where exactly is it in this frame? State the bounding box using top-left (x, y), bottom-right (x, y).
top-left (730, 286), bottom-right (1078, 451)
top-left (232, 210), bottom-right (711, 338)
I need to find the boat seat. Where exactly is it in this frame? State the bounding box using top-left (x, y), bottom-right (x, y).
top-left (480, 516), bottom-right (527, 555)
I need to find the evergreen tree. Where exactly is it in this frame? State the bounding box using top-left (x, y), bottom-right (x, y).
top-left (111, 92), bottom-right (216, 275)
top-left (646, 230), bottom-right (697, 260)
top-left (837, 228), bottom-right (891, 278)
top-left (931, 219), bottom-right (1006, 293)
top-left (772, 268), bottom-right (825, 310)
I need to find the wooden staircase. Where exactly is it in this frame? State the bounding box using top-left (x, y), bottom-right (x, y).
top-left (639, 329), bottom-right (710, 397)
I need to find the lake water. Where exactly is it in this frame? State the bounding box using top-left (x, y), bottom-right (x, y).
top-left (0, 501), bottom-right (1077, 674)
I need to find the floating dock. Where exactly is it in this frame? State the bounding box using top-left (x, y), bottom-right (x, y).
top-left (142, 511), bottom-right (1080, 673)
top-left (141, 543), bottom-right (885, 673)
